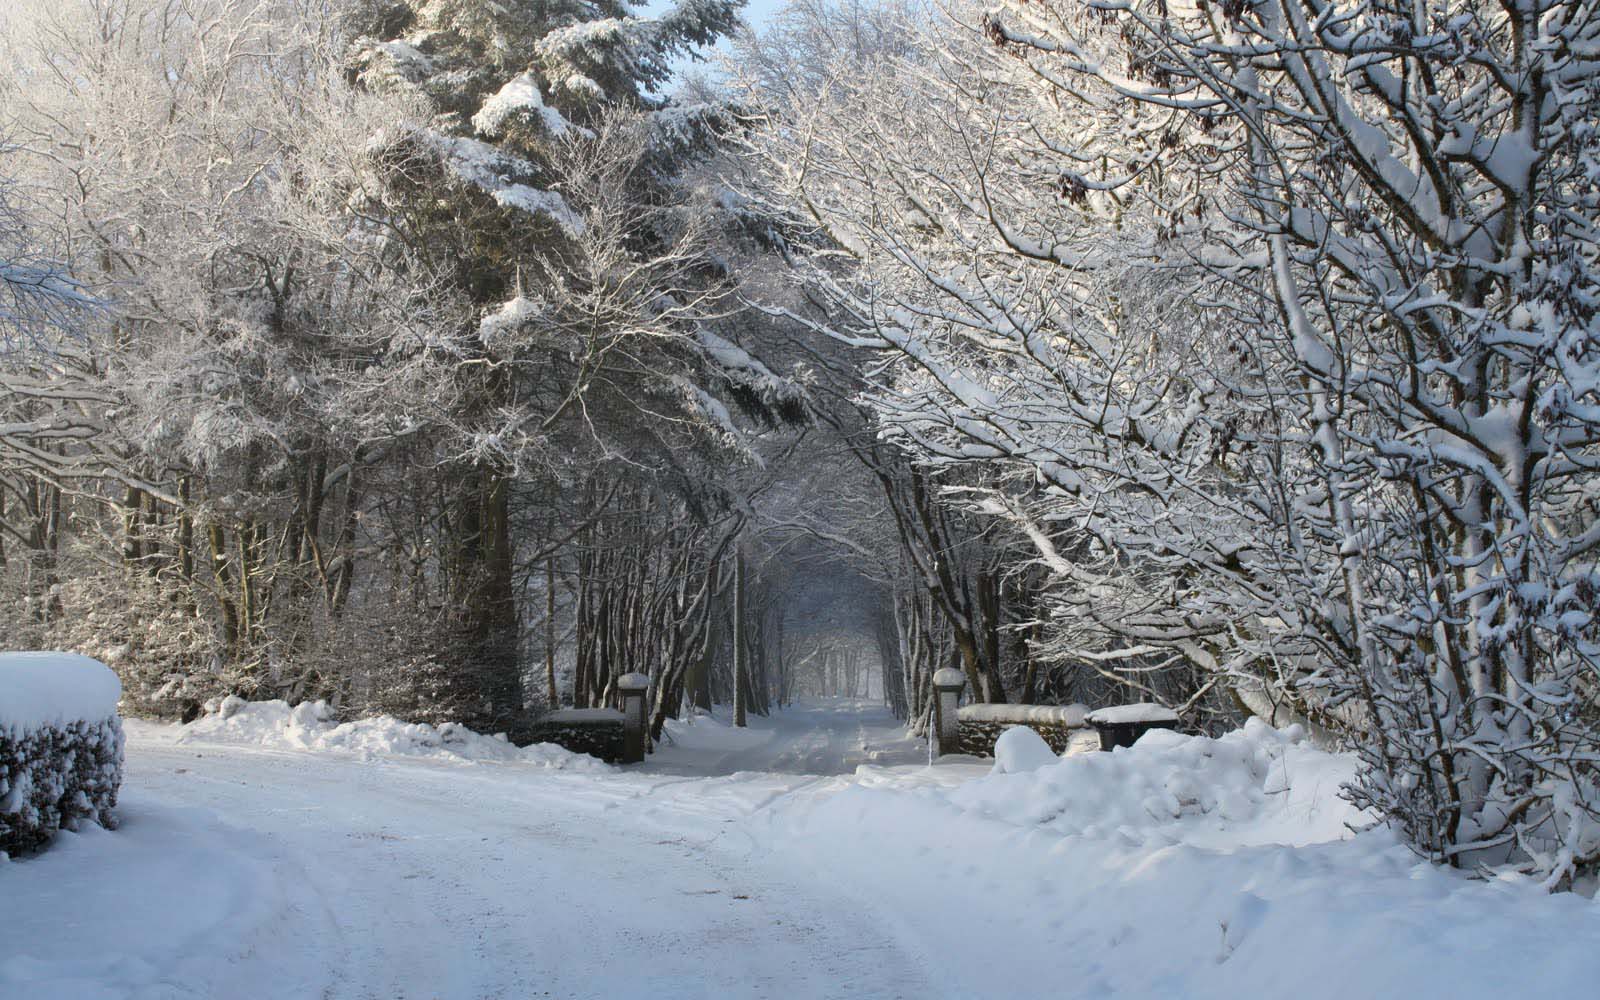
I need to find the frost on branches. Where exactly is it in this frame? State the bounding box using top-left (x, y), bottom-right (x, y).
top-left (744, 0), bottom-right (1600, 882)
top-left (0, 0), bottom-right (802, 740)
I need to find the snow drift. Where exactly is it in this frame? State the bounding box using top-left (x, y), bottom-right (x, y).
top-left (767, 720), bottom-right (1599, 999)
top-left (180, 696), bottom-right (607, 770)
top-left (953, 718), bottom-right (1362, 847)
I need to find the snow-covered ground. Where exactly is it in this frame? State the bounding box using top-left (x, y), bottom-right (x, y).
top-left (4, 699), bottom-right (1597, 999)
top-left (643, 698), bottom-right (929, 776)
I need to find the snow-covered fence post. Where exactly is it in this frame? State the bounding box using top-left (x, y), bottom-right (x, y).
top-left (617, 673), bottom-right (650, 764)
top-left (931, 668), bottom-right (965, 758)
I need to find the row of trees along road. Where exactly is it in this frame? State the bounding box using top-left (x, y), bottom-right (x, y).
top-left (2, 0), bottom-right (1597, 884)
top-left (734, 0), bottom-right (1600, 884)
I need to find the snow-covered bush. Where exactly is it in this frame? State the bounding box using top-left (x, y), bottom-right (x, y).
top-left (0, 653), bottom-right (124, 856)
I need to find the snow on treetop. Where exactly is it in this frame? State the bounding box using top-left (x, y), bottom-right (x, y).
top-left (1085, 703), bottom-right (1179, 725)
top-left (492, 185), bottom-right (586, 237)
top-left (377, 40), bottom-right (433, 74)
top-left (0, 652), bottom-right (121, 732)
top-left (472, 73), bottom-right (588, 140)
top-left (421, 132), bottom-right (586, 238)
top-left (536, 17), bottom-right (637, 63)
top-left (478, 295), bottom-right (544, 350)
top-left (696, 329), bottom-right (788, 393)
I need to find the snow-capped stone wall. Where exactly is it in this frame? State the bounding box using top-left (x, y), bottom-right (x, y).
top-left (1, 653), bottom-right (124, 856)
top-left (954, 703), bottom-right (1089, 756)
top-left (526, 708), bottom-right (627, 763)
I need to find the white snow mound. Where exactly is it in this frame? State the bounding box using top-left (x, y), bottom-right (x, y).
top-left (950, 718), bottom-right (1364, 848)
top-left (0, 652), bottom-right (122, 731)
top-left (179, 697), bottom-right (606, 770)
top-left (991, 725), bottom-right (1059, 774)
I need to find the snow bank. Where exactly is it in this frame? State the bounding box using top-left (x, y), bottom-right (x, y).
top-left (991, 726), bottom-right (1059, 774)
top-left (950, 718), bottom-right (1361, 847)
top-left (765, 719), bottom-right (1600, 998)
top-left (0, 652), bottom-right (122, 731)
top-left (178, 697), bottom-right (605, 770)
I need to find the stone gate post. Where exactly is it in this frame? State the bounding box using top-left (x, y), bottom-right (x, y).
top-left (617, 673), bottom-right (651, 764)
top-left (931, 668), bottom-right (966, 757)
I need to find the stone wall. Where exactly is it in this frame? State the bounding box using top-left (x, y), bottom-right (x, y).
top-left (953, 704), bottom-right (1089, 757)
top-left (522, 709), bottom-right (626, 763)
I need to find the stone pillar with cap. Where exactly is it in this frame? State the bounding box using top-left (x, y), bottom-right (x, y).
top-left (616, 672), bottom-right (651, 764)
top-left (931, 668), bottom-right (966, 758)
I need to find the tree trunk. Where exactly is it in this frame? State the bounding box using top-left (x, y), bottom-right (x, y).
top-left (545, 553), bottom-right (559, 706)
top-left (733, 548), bottom-right (748, 728)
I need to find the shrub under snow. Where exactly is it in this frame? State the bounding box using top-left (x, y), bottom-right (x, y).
top-left (0, 652), bottom-right (124, 856)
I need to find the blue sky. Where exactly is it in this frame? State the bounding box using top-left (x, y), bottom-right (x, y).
top-left (644, 0), bottom-right (788, 85)
top-left (741, 0), bottom-right (787, 27)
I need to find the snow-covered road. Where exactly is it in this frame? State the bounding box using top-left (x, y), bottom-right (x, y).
top-left (4, 701), bottom-right (949, 1000)
top-left (639, 698), bottom-right (927, 776)
top-left (6, 700), bottom-right (1599, 1000)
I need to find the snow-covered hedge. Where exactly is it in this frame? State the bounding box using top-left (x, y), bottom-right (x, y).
top-left (0, 653), bottom-right (124, 856)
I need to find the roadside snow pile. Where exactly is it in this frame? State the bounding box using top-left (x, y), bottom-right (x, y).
top-left (1, 652), bottom-right (124, 856)
top-left (178, 697), bottom-right (606, 770)
top-left (950, 718), bottom-right (1362, 848)
top-left (768, 719), bottom-right (1600, 1000)
top-left (991, 725), bottom-right (1059, 774)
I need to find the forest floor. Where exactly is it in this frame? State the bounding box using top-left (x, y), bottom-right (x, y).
top-left (4, 699), bottom-right (1598, 999)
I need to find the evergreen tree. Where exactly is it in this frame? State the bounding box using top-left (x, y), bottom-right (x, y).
top-left (345, 0), bottom-right (751, 726)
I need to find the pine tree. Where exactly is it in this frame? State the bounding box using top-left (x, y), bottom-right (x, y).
top-left (345, 0), bottom-right (746, 727)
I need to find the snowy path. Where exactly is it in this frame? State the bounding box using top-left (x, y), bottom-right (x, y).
top-left (3, 701), bottom-right (947, 1000)
top-left (640, 698), bottom-right (927, 777)
top-left (7, 700), bottom-right (1598, 1000)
